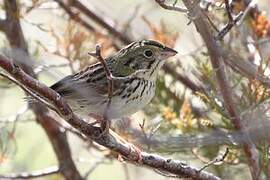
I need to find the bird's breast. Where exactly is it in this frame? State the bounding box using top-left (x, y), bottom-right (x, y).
top-left (107, 79), bottom-right (156, 118)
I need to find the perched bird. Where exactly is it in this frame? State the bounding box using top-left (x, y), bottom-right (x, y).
top-left (50, 40), bottom-right (177, 123)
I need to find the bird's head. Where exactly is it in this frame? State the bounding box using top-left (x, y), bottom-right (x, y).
top-left (111, 40), bottom-right (177, 80)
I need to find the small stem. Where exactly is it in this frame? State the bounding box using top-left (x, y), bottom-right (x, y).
top-left (199, 147), bottom-right (229, 172)
top-left (0, 166), bottom-right (59, 179)
top-left (154, 0), bottom-right (188, 13)
top-left (215, 0), bottom-right (243, 40)
top-left (88, 45), bottom-right (114, 105)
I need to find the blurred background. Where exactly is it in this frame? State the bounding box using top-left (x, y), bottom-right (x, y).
top-left (0, 0), bottom-right (270, 179)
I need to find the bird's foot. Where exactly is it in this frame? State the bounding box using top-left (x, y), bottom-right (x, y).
top-left (88, 113), bottom-right (111, 137)
top-left (126, 142), bottom-right (143, 163)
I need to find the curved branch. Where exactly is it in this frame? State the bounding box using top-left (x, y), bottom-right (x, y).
top-left (154, 0), bottom-right (188, 13)
top-left (68, 0), bottom-right (133, 44)
top-left (54, 0), bottom-right (96, 32)
top-left (0, 166), bottom-right (59, 179)
top-left (54, 0), bottom-right (132, 45)
top-left (0, 54), bottom-right (220, 180)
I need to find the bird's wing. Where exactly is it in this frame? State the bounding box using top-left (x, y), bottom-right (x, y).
top-left (50, 62), bottom-right (120, 101)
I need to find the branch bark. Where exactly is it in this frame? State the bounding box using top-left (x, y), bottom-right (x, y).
top-left (0, 54), bottom-right (220, 180)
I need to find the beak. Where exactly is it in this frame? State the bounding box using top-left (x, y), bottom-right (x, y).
top-left (162, 46), bottom-right (178, 57)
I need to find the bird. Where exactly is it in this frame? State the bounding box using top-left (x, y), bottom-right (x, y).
top-left (50, 40), bottom-right (177, 129)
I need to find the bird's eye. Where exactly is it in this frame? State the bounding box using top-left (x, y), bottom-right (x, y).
top-left (143, 50), bottom-right (153, 58)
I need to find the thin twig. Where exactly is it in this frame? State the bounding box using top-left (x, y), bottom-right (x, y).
top-left (215, 0), bottom-right (243, 40)
top-left (198, 147), bottom-right (229, 172)
top-left (122, 164), bottom-right (131, 180)
top-left (88, 45), bottom-right (114, 103)
top-left (225, 0), bottom-right (233, 22)
top-left (0, 166), bottom-right (60, 179)
top-left (65, 0), bottom-right (132, 44)
top-left (154, 169), bottom-right (179, 178)
top-left (0, 72), bottom-right (57, 112)
top-left (237, 0), bottom-right (257, 25)
top-left (84, 157), bottom-right (107, 179)
top-left (54, 0), bottom-right (95, 32)
top-left (154, 0), bottom-right (188, 13)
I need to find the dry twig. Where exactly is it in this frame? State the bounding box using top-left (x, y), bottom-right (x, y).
top-left (198, 147), bottom-right (229, 172)
top-left (88, 45), bottom-right (114, 103)
top-left (215, 0), bottom-right (243, 40)
top-left (154, 0), bottom-right (188, 13)
top-left (0, 166), bottom-right (60, 179)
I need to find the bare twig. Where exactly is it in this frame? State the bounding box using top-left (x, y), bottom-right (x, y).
top-left (0, 54), bottom-right (220, 180)
top-left (67, 0), bottom-right (132, 45)
top-left (0, 72), bottom-right (58, 112)
top-left (88, 45), bottom-right (114, 102)
top-left (222, 49), bottom-right (270, 88)
top-left (154, 169), bottom-right (179, 178)
top-left (34, 63), bottom-right (70, 74)
top-left (84, 157), bottom-right (107, 179)
top-left (237, 0), bottom-right (257, 25)
top-left (215, 0), bottom-right (243, 40)
top-left (154, 0), bottom-right (188, 13)
top-left (54, 0), bottom-right (95, 32)
top-left (139, 119), bottom-right (161, 150)
top-left (122, 164), bottom-right (131, 180)
top-left (0, 166), bottom-right (60, 179)
top-left (88, 45), bottom-right (114, 132)
top-left (198, 147), bottom-right (229, 172)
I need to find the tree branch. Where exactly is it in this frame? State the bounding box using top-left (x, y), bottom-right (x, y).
top-left (0, 54), bottom-right (220, 180)
top-left (180, 0), bottom-right (260, 179)
top-left (154, 0), bottom-right (188, 13)
top-left (0, 166), bottom-right (59, 179)
top-left (54, 0), bottom-right (96, 32)
top-left (67, 0), bottom-right (133, 44)
top-left (215, 0), bottom-right (243, 40)
top-left (163, 64), bottom-right (205, 93)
